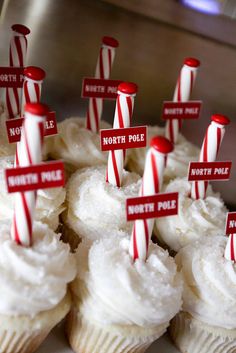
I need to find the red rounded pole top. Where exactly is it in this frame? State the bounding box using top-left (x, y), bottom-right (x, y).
top-left (184, 57), bottom-right (200, 68)
top-left (118, 82), bottom-right (138, 95)
top-left (12, 24), bottom-right (30, 36)
top-left (102, 36), bottom-right (119, 48)
top-left (211, 114), bottom-right (230, 126)
top-left (25, 103), bottom-right (49, 116)
top-left (150, 136), bottom-right (174, 154)
top-left (24, 66), bottom-right (46, 81)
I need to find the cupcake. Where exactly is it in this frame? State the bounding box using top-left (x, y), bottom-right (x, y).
top-left (63, 165), bottom-right (141, 249)
top-left (0, 156), bottom-right (66, 231)
top-left (126, 126), bottom-right (199, 181)
top-left (154, 177), bottom-right (227, 252)
top-left (45, 117), bottom-right (111, 175)
top-left (66, 235), bottom-right (183, 353)
top-left (170, 236), bottom-right (236, 353)
top-left (0, 219), bottom-right (76, 353)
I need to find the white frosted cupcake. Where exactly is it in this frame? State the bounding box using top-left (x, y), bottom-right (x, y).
top-left (170, 236), bottom-right (236, 353)
top-left (126, 125), bottom-right (199, 181)
top-left (0, 156), bottom-right (66, 231)
top-left (63, 165), bottom-right (141, 249)
top-left (0, 220), bottom-right (76, 353)
top-left (154, 177), bottom-right (227, 252)
top-left (67, 235), bottom-right (183, 353)
top-left (45, 117), bottom-right (111, 175)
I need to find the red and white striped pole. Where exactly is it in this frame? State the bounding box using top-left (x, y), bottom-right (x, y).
top-left (225, 234), bottom-right (236, 262)
top-left (191, 114), bottom-right (230, 200)
top-left (6, 24), bottom-right (30, 119)
top-left (106, 82), bottom-right (137, 187)
top-left (15, 67), bottom-right (46, 167)
top-left (129, 136), bottom-right (173, 261)
top-left (165, 58), bottom-right (200, 144)
top-left (21, 66), bottom-right (46, 115)
top-left (11, 103), bottom-right (48, 246)
top-left (86, 36), bottom-right (119, 132)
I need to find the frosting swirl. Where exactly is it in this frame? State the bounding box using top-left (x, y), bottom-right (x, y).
top-left (46, 117), bottom-right (110, 171)
top-left (65, 165), bottom-right (141, 242)
top-left (155, 178), bottom-right (227, 252)
top-left (126, 125), bottom-right (199, 181)
top-left (0, 156), bottom-right (65, 230)
top-left (0, 220), bottom-right (76, 316)
top-left (72, 236), bottom-right (182, 327)
top-left (176, 236), bottom-right (236, 329)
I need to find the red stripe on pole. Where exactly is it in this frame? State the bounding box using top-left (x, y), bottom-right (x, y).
top-left (92, 98), bottom-right (99, 132)
top-left (133, 224), bottom-right (138, 261)
top-left (203, 127), bottom-right (209, 162)
top-left (111, 150), bottom-right (120, 187)
top-left (99, 49), bottom-right (104, 79)
top-left (117, 96), bottom-right (124, 128)
top-left (177, 76), bottom-right (181, 102)
top-left (151, 151), bottom-right (159, 194)
top-left (21, 192), bottom-right (33, 245)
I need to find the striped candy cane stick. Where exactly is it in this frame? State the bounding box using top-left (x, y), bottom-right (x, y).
top-left (86, 36), bottom-right (119, 132)
top-left (191, 114), bottom-right (230, 200)
top-left (15, 67), bottom-right (46, 167)
top-left (6, 24), bottom-right (30, 119)
top-left (165, 58), bottom-right (200, 144)
top-left (21, 66), bottom-right (46, 114)
top-left (106, 82), bottom-right (137, 187)
top-left (225, 234), bottom-right (236, 262)
top-left (11, 103), bottom-right (48, 246)
top-left (129, 136), bottom-right (173, 261)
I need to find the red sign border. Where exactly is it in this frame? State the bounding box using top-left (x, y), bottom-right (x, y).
top-left (81, 77), bottom-right (123, 99)
top-left (225, 212), bottom-right (236, 235)
top-left (126, 192), bottom-right (179, 221)
top-left (100, 125), bottom-right (147, 151)
top-left (188, 161), bottom-right (232, 181)
top-left (162, 100), bottom-right (202, 120)
top-left (5, 160), bottom-right (65, 193)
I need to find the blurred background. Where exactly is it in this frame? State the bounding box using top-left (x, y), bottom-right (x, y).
top-left (0, 0), bottom-right (235, 206)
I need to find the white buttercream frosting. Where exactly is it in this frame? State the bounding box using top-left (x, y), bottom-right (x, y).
top-left (155, 178), bottom-right (227, 252)
top-left (126, 125), bottom-right (199, 181)
top-left (0, 105), bottom-right (16, 157)
top-left (0, 156), bottom-right (66, 230)
top-left (72, 236), bottom-right (182, 327)
top-left (65, 165), bottom-right (141, 242)
top-left (0, 220), bottom-right (76, 317)
top-left (46, 117), bottom-right (110, 171)
top-left (176, 236), bottom-right (236, 329)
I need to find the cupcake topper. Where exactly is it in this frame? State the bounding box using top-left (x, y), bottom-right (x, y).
top-left (5, 66), bottom-right (57, 146)
top-left (224, 212), bottom-right (236, 262)
top-left (129, 136), bottom-right (174, 261)
top-left (15, 66), bottom-right (46, 167)
top-left (190, 114), bottom-right (230, 200)
top-left (6, 24), bottom-right (30, 119)
top-left (11, 103), bottom-right (48, 246)
top-left (86, 36), bottom-right (119, 132)
top-left (106, 82), bottom-right (137, 187)
top-left (21, 66), bottom-right (46, 115)
top-left (165, 58), bottom-right (200, 144)
top-left (8, 103), bottom-right (64, 247)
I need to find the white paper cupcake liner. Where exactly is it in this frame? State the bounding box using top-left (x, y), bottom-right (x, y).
top-left (66, 308), bottom-right (168, 353)
top-left (170, 311), bottom-right (236, 353)
top-left (0, 292), bottom-right (71, 353)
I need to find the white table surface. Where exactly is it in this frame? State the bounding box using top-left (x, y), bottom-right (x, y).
top-left (36, 322), bottom-right (180, 353)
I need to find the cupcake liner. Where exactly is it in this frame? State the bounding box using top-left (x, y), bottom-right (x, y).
top-left (170, 311), bottom-right (236, 353)
top-left (66, 308), bottom-right (168, 353)
top-left (0, 292), bottom-right (71, 353)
